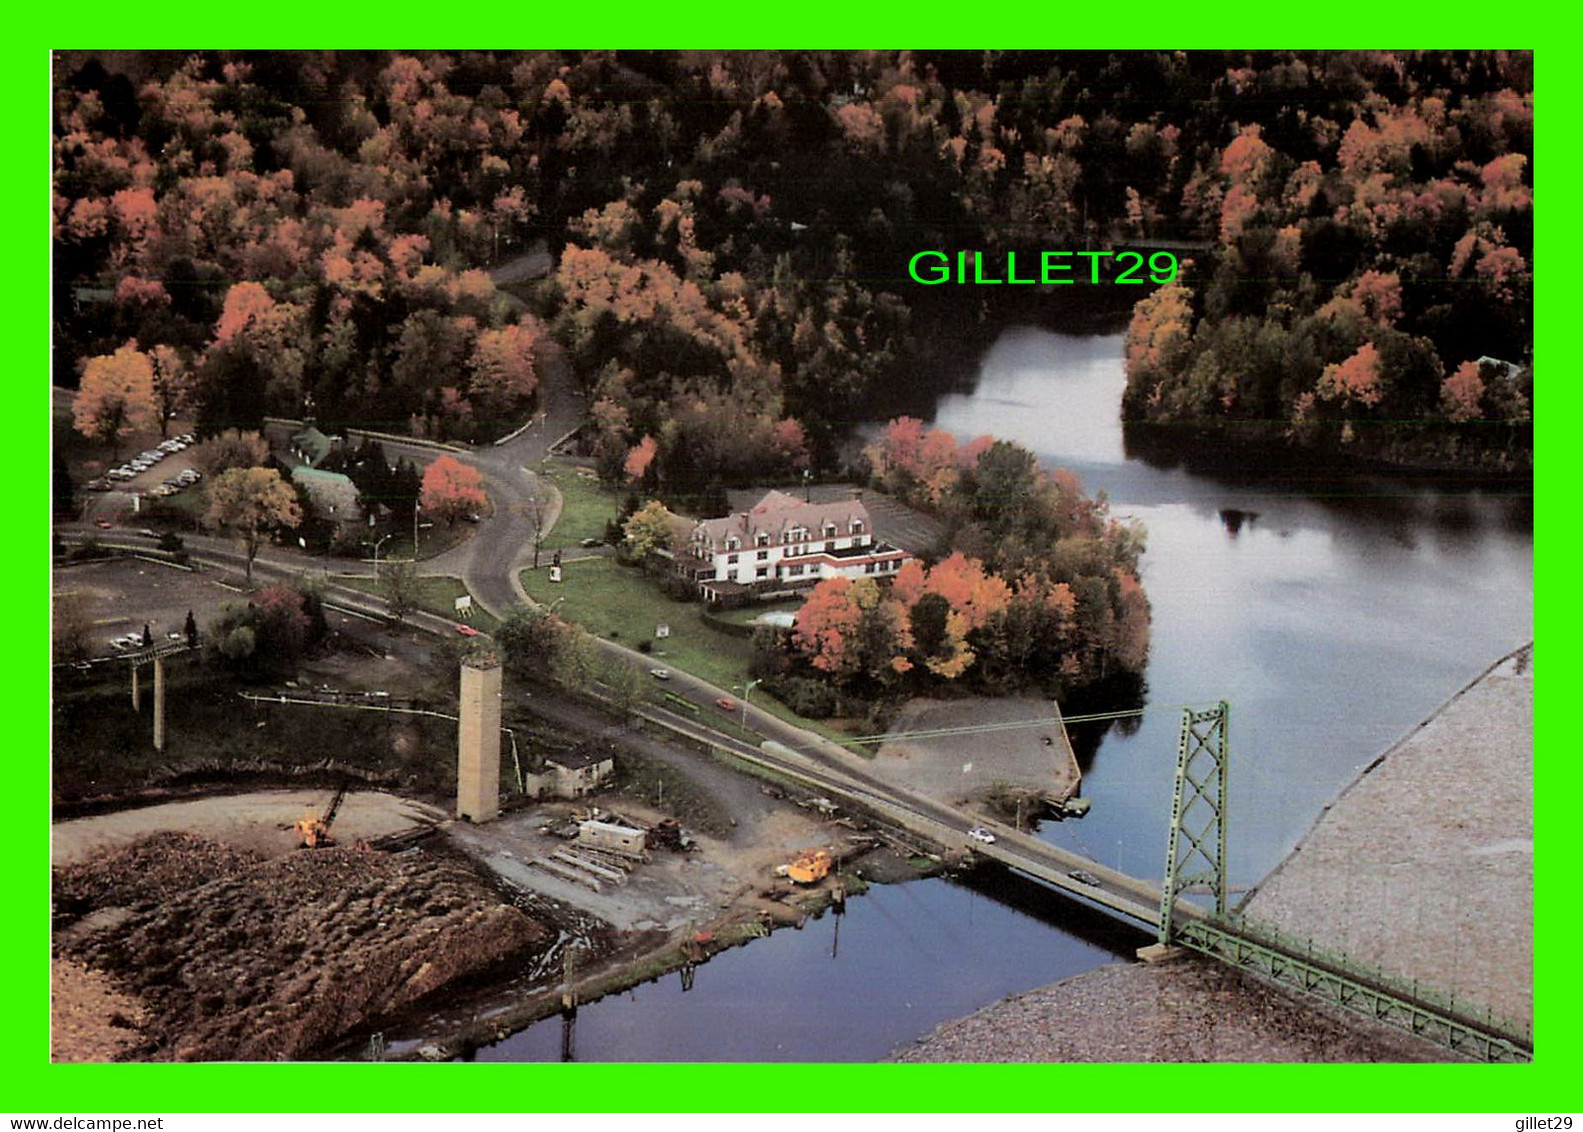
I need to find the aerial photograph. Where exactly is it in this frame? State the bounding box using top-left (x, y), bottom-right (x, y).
top-left (49, 49), bottom-right (1532, 1069)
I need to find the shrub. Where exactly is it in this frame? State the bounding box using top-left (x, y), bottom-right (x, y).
top-left (769, 676), bottom-right (837, 719)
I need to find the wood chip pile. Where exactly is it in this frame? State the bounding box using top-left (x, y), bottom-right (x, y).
top-left (54, 834), bottom-right (548, 1061)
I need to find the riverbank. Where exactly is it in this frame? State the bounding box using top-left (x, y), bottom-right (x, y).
top-left (893, 959), bottom-right (1437, 1063)
top-left (894, 642), bottom-right (1533, 1062)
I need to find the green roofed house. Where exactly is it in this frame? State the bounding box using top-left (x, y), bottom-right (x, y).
top-left (289, 424), bottom-right (336, 468)
top-left (290, 465), bottom-right (363, 528)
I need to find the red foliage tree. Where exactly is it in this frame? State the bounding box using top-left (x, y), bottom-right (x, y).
top-left (420, 455), bottom-right (487, 525)
top-left (791, 577), bottom-right (865, 680)
top-left (624, 435), bottom-right (658, 482)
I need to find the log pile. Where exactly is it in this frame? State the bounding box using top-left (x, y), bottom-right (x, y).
top-left (54, 834), bottom-right (548, 1061)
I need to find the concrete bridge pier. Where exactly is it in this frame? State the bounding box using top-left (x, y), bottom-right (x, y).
top-left (131, 664), bottom-right (141, 711)
top-left (153, 656), bottom-right (166, 751)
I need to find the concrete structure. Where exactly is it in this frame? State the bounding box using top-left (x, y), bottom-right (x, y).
top-left (577, 820), bottom-right (647, 858)
top-left (152, 657), bottom-right (165, 751)
top-left (524, 748), bottom-right (615, 800)
top-left (456, 657), bottom-right (502, 822)
top-left (681, 490), bottom-right (910, 603)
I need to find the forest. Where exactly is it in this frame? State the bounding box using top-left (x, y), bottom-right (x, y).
top-left (55, 50), bottom-right (1531, 480)
top-left (53, 50), bottom-right (1533, 701)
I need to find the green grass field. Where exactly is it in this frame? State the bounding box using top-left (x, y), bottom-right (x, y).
top-left (519, 557), bottom-right (852, 745)
top-left (520, 557), bottom-right (750, 688)
top-left (336, 574), bottom-right (501, 635)
top-left (538, 461), bottom-right (622, 551)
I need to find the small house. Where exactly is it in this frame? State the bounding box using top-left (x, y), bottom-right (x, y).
top-left (524, 747), bottom-right (615, 800)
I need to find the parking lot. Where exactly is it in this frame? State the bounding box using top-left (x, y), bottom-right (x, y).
top-left (54, 557), bottom-right (238, 659)
top-left (79, 435), bottom-right (205, 523)
top-left (84, 434), bottom-right (201, 494)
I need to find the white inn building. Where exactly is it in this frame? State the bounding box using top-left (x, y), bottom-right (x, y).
top-left (683, 490), bottom-right (910, 603)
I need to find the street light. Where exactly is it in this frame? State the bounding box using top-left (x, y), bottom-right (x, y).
top-left (412, 504), bottom-right (433, 560)
top-left (365, 532), bottom-right (395, 571)
top-left (741, 678), bottom-right (762, 730)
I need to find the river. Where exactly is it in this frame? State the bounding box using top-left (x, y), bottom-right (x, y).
top-left (478, 325), bottom-right (1533, 1062)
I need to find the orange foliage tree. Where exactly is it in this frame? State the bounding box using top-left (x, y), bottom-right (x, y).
top-left (1318, 342), bottom-right (1384, 409)
top-left (205, 466), bottom-right (303, 585)
top-left (624, 435), bottom-right (658, 482)
top-left (420, 455), bottom-right (487, 525)
top-left (73, 342), bottom-right (156, 456)
top-left (791, 577), bottom-right (869, 681)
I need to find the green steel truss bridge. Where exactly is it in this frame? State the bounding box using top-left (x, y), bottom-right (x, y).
top-left (1114, 704), bottom-right (1529, 1063)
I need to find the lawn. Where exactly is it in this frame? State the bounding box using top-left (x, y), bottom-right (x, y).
top-left (518, 557), bottom-right (851, 745)
top-left (537, 461), bottom-right (622, 551)
top-left (520, 557), bottom-right (750, 688)
top-left (336, 574), bottom-right (501, 635)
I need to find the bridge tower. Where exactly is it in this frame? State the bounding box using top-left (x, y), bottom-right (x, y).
top-left (1157, 701), bottom-right (1230, 944)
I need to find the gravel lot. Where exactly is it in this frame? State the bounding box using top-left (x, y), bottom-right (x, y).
top-left (872, 697), bottom-right (1081, 809)
top-left (52, 790), bottom-right (447, 865)
top-left (54, 557), bottom-right (236, 657)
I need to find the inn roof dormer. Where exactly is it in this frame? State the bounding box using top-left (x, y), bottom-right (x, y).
top-left (692, 490), bottom-right (870, 552)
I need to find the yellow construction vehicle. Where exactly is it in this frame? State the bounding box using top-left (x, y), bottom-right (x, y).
top-left (779, 848), bottom-right (833, 885)
top-left (293, 785), bottom-right (347, 848)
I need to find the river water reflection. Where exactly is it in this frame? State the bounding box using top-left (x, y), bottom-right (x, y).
top-left (483, 325), bottom-right (1532, 1061)
top-left (936, 327), bottom-right (1532, 884)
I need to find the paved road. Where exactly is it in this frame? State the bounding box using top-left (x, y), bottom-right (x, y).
top-left (61, 526), bottom-right (1169, 927)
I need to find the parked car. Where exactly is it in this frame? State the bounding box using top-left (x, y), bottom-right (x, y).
top-left (715, 696), bottom-right (737, 712)
top-left (579, 537), bottom-right (602, 548)
top-left (94, 520), bottom-right (113, 529)
top-left (86, 478), bottom-right (111, 491)
top-left (967, 827), bottom-right (997, 845)
top-left (454, 623), bottom-right (480, 637)
top-left (1067, 870), bottom-right (1102, 887)
top-left (649, 668), bottom-right (671, 680)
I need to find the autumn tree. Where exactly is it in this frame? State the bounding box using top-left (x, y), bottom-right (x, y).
top-left (191, 429), bottom-right (269, 477)
top-left (148, 344), bottom-right (194, 438)
top-left (1317, 342), bottom-right (1384, 409)
top-left (469, 322), bottom-right (540, 409)
top-left (623, 500), bottom-right (675, 558)
top-left (380, 558), bottom-right (420, 622)
top-left (420, 455), bottom-right (486, 525)
top-left (73, 342), bottom-right (156, 456)
top-left (791, 577), bottom-right (867, 681)
top-left (205, 466), bottom-right (303, 585)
